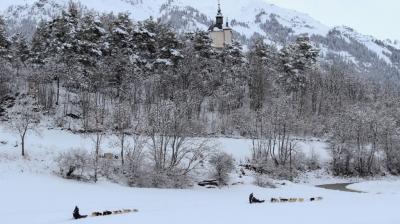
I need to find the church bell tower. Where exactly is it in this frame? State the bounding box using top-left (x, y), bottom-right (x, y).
top-left (215, 2), bottom-right (223, 29)
top-left (208, 0), bottom-right (233, 48)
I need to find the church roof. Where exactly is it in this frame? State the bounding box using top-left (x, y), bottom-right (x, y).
top-left (208, 0), bottom-right (229, 31)
top-left (208, 24), bottom-right (223, 31)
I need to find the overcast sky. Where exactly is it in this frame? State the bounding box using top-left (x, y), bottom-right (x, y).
top-left (265, 0), bottom-right (399, 40)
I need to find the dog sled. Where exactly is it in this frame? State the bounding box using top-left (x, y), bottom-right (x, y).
top-left (73, 206), bottom-right (138, 220)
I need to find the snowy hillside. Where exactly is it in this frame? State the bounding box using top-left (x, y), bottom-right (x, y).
top-left (331, 26), bottom-right (393, 64)
top-left (0, 0), bottom-right (331, 37)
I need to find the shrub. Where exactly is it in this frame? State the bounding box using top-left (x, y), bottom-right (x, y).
top-left (56, 148), bottom-right (91, 181)
top-left (253, 174), bottom-right (276, 188)
top-left (306, 149), bottom-right (321, 170)
top-left (209, 151), bottom-right (235, 185)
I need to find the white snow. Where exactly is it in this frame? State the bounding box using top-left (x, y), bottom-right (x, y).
top-left (1, 172), bottom-right (400, 224)
top-left (217, 137), bottom-right (329, 164)
top-left (0, 125), bottom-right (329, 165)
top-left (348, 180), bottom-right (400, 195)
top-left (0, 0), bottom-right (330, 38)
top-left (0, 0), bottom-right (32, 10)
top-left (334, 26), bottom-right (393, 64)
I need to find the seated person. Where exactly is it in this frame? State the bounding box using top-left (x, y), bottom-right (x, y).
top-left (73, 206), bottom-right (88, 219)
top-left (249, 193), bottom-right (265, 203)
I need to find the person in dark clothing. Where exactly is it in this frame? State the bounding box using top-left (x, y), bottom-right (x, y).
top-left (249, 193), bottom-right (254, 204)
top-left (73, 206), bottom-right (88, 219)
top-left (249, 193), bottom-right (265, 204)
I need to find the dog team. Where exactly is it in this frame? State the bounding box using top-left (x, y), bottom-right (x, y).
top-left (73, 206), bottom-right (138, 219)
top-left (270, 197), bottom-right (323, 203)
top-left (91, 208), bottom-right (138, 217)
top-left (249, 193), bottom-right (323, 204)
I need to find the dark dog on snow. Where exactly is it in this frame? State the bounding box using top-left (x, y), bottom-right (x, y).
top-left (103, 210), bottom-right (112, 216)
top-left (91, 212), bottom-right (102, 217)
top-left (270, 198), bottom-right (279, 203)
top-left (279, 198), bottom-right (289, 202)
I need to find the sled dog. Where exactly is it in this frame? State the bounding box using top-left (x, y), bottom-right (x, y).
top-left (103, 211), bottom-right (112, 216)
top-left (270, 198), bottom-right (279, 203)
top-left (91, 212), bottom-right (102, 217)
top-left (279, 198), bottom-right (289, 202)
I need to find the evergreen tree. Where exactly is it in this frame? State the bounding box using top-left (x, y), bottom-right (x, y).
top-left (47, 2), bottom-right (81, 104)
top-left (77, 12), bottom-right (107, 91)
top-left (191, 30), bottom-right (214, 58)
top-left (248, 40), bottom-right (279, 110)
top-left (183, 30), bottom-right (216, 96)
top-left (134, 18), bottom-right (157, 67)
top-left (30, 21), bottom-right (51, 66)
top-left (48, 2), bottom-right (80, 66)
top-left (0, 16), bottom-right (10, 60)
top-left (216, 41), bottom-right (247, 112)
top-left (10, 33), bottom-right (30, 75)
top-left (154, 21), bottom-right (183, 66)
top-left (106, 13), bottom-right (136, 97)
top-left (279, 35), bottom-right (319, 94)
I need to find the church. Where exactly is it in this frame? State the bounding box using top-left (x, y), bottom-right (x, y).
top-left (208, 2), bottom-right (233, 48)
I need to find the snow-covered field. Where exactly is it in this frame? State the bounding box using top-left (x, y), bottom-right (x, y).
top-left (349, 180), bottom-right (400, 195)
top-left (0, 125), bottom-right (329, 163)
top-left (1, 125), bottom-right (400, 224)
top-left (2, 173), bottom-right (400, 224)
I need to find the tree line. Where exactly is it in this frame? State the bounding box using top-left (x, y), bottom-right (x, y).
top-left (1, 2), bottom-right (400, 182)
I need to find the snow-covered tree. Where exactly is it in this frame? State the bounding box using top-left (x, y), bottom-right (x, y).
top-left (0, 16), bottom-right (10, 60)
top-left (248, 40), bottom-right (279, 110)
top-left (279, 35), bottom-right (319, 94)
top-left (209, 151), bottom-right (235, 185)
top-left (76, 12), bottom-right (107, 91)
top-left (30, 21), bottom-right (51, 66)
top-left (9, 98), bottom-right (41, 157)
top-left (9, 33), bottom-right (30, 76)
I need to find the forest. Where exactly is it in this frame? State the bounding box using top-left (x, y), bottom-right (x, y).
top-left (1, 3), bottom-right (400, 187)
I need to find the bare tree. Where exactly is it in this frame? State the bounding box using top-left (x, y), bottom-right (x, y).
top-left (146, 100), bottom-right (213, 184)
top-left (113, 101), bottom-right (132, 167)
top-left (87, 93), bottom-right (108, 182)
top-left (209, 151), bottom-right (235, 185)
top-left (9, 98), bottom-right (40, 157)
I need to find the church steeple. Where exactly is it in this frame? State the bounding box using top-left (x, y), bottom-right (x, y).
top-left (215, 0), bottom-right (223, 29)
top-left (209, 0), bottom-right (233, 48)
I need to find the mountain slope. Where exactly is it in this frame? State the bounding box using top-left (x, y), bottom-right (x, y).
top-left (1, 0), bottom-right (399, 79)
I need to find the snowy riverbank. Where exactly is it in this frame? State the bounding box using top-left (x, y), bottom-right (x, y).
top-left (1, 125), bottom-right (400, 224)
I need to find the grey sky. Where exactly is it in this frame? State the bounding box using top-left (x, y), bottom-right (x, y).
top-left (265, 0), bottom-right (399, 40)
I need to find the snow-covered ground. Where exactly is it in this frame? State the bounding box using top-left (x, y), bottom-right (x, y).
top-left (348, 180), bottom-right (400, 195)
top-left (0, 125), bottom-right (329, 163)
top-left (1, 173), bottom-right (400, 224)
top-left (1, 124), bottom-right (400, 224)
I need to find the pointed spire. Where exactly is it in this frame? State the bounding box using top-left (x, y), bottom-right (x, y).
top-left (217, 0), bottom-right (222, 15)
top-left (215, 0), bottom-right (223, 29)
